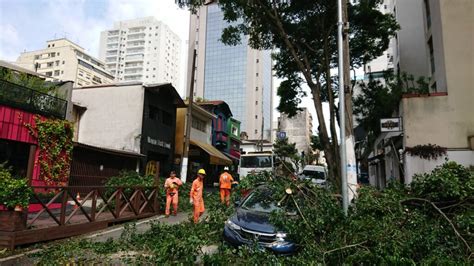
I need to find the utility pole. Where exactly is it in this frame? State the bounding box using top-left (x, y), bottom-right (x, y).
top-left (341, 0), bottom-right (358, 206)
top-left (337, 0), bottom-right (348, 215)
top-left (181, 49), bottom-right (197, 183)
top-left (260, 96), bottom-right (264, 152)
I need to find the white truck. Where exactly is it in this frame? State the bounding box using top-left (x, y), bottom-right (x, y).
top-left (298, 165), bottom-right (328, 186)
top-left (238, 152), bottom-right (274, 179)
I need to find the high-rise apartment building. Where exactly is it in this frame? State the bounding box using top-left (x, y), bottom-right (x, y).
top-left (15, 38), bottom-right (114, 87)
top-left (99, 17), bottom-right (181, 87)
top-left (187, 2), bottom-right (273, 140)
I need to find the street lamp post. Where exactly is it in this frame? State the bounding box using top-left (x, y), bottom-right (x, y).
top-left (337, 0), bottom-right (348, 215)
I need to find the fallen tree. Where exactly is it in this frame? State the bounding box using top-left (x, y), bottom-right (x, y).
top-left (32, 162), bottom-right (472, 264)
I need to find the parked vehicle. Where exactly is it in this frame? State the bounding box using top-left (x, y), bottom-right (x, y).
top-left (298, 165), bottom-right (327, 187)
top-left (223, 186), bottom-right (297, 254)
top-left (239, 152), bottom-right (274, 179)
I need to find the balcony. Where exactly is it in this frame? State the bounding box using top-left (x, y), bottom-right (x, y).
top-left (108, 30), bottom-right (119, 36)
top-left (127, 33), bottom-right (146, 41)
top-left (0, 79), bottom-right (67, 119)
top-left (126, 48), bottom-right (145, 54)
top-left (124, 54), bottom-right (144, 62)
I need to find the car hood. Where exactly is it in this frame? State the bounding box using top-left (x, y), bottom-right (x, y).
top-left (230, 208), bottom-right (275, 234)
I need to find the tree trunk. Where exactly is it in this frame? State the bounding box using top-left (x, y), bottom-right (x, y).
top-left (342, 0), bottom-right (358, 201)
top-left (309, 83), bottom-right (340, 188)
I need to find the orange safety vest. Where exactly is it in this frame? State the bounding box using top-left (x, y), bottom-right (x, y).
top-left (165, 177), bottom-right (182, 194)
top-left (219, 172), bottom-right (234, 189)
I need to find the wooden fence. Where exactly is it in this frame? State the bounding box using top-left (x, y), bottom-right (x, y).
top-left (0, 186), bottom-right (161, 250)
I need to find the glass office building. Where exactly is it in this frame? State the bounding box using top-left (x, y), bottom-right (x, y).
top-left (193, 3), bottom-right (273, 139)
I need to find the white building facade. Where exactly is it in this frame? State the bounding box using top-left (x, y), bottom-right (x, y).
top-left (278, 108), bottom-right (313, 154)
top-left (364, 0), bottom-right (474, 188)
top-left (16, 38), bottom-right (114, 87)
top-left (99, 17), bottom-right (181, 87)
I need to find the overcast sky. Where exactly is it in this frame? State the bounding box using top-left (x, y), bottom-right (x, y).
top-left (0, 0), bottom-right (327, 134)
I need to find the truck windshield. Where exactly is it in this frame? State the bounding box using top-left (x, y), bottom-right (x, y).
top-left (302, 170), bottom-right (326, 180)
top-left (241, 156), bottom-right (272, 168)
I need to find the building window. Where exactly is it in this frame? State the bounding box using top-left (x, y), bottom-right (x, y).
top-left (255, 101), bottom-right (258, 105)
top-left (47, 62), bottom-right (54, 67)
top-left (34, 55), bottom-right (40, 60)
top-left (255, 115), bottom-right (258, 119)
top-left (255, 129), bottom-right (258, 134)
top-left (61, 70), bottom-right (64, 74)
top-left (192, 118), bottom-right (206, 132)
top-left (256, 59), bottom-right (259, 63)
top-left (54, 70), bottom-right (60, 76)
top-left (424, 0), bottom-right (431, 29)
top-left (231, 126), bottom-right (238, 136)
top-left (149, 105), bottom-right (160, 120)
top-left (62, 61), bottom-right (65, 64)
top-left (256, 73), bottom-right (259, 77)
top-left (57, 52), bottom-right (60, 56)
top-left (428, 37), bottom-right (435, 74)
top-left (162, 111), bottom-right (173, 126)
top-left (55, 60), bottom-right (60, 66)
top-left (256, 86), bottom-right (258, 91)
top-left (45, 72), bottom-right (52, 77)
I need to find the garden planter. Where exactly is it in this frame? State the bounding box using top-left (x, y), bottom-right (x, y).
top-left (0, 210), bottom-right (27, 232)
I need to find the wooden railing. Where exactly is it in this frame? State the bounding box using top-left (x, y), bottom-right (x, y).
top-left (28, 186), bottom-right (160, 229)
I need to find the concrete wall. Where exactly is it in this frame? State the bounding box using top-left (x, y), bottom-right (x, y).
top-left (72, 85), bottom-right (144, 153)
top-left (405, 150), bottom-right (474, 183)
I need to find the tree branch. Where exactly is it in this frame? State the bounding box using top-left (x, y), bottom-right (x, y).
top-left (401, 198), bottom-right (472, 253)
top-left (323, 240), bottom-right (368, 261)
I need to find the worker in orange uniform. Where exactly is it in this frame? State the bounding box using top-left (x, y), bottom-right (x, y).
top-left (219, 166), bottom-right (237, 206)
top-left (190, 169), bottom-right (206, 223)
top-left (164, 170), bottom-right (183, 218)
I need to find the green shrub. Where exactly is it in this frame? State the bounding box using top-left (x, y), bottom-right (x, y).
top-left (0, 164), bottom-right (32, 209)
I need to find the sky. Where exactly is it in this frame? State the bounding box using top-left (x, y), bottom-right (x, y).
top-left (0, 0), bottom-right (326, 134)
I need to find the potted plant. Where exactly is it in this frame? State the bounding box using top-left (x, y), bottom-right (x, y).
top-left (0, 166), bottom-right (32, 232)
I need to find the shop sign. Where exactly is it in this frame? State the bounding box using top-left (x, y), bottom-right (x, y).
top-left (380, 118), bottom-right (402, 132)
top-left (146, 160), bottom-right (158, 176)
top-left (147, 136), bottom-right (171, 149)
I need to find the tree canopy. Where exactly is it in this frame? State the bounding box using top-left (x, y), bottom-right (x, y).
top-left (179, 0), bottom-right (399, 185)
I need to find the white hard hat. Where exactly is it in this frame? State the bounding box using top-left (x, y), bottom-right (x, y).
top-left (224, 166), bottom-right (229, 171)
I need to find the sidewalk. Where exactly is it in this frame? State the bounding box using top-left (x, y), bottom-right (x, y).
top-left (0, 212), bottom-right (190, 265)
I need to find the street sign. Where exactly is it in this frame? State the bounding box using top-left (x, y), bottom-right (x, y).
top-left (380, 118), bottom-right (403, 132)
top-left (277, 131), bottom-right (286, 140)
